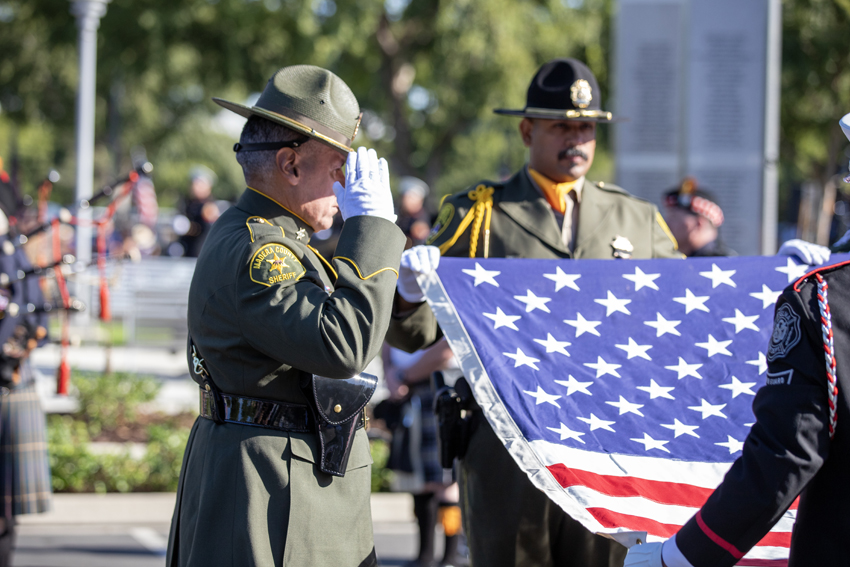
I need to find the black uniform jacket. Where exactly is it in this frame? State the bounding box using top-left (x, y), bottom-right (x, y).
top-left (675, 261), bottom-right (850, 566)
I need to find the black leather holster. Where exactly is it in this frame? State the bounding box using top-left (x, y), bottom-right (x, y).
top-left (432, 371), bottom-right (477, 468)
top-left (301, 372), bottom-right (377, 477)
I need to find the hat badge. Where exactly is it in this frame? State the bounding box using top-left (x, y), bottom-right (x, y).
top-left (570, 79), bottom-right (593, 109)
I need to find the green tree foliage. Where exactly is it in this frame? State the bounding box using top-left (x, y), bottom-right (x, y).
top-left (780, 0), bottom-right (850, 189)
top-left (0, 0), bottom-right (613, 206)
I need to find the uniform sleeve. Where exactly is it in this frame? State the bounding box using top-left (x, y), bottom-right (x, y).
top-left (385, 195), bottom-right (471, 352)
top-left (234, 215), bottom-right (405, 379)
top-left (674, 286), bottom-right (831, 566)
top-left (651, 208), bottom-right (683, 259)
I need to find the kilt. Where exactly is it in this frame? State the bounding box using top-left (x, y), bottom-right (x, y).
top-left (0, 375), bottom-right (52, 517)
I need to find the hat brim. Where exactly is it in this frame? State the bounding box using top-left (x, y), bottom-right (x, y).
top-left (213, 98), bottom-right (354, 154)
top-left (493, 107), bottom-right (620, 123)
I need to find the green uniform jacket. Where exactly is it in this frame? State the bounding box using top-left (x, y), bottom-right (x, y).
top-left (386, 168), bottom-right (680, 567)
top-left (388, 168), bottom-right (682, 353)
top-left (167, 188), bottom-right (405, 567)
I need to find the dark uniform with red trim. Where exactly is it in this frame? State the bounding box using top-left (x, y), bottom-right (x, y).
top-left (672, 262), bottom-right (850, 566)
top-left (167, 187), bottom-right (405, 567)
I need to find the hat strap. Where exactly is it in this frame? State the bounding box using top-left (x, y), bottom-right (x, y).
top-left (233, 140), bottom-right (308, 153)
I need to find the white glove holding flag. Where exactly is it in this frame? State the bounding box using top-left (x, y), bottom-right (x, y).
top-left (623, 542), bottom-right (665, 567)
top-left (397, 245), bottom-right (441, 303)
top-left (777, 239), bottom-right (831, 265)
top-left (333, 147), bottom-right (396, 223)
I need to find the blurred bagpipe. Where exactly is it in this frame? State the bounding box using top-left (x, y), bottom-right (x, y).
top-left (0, 154), bottom-right (154, 394)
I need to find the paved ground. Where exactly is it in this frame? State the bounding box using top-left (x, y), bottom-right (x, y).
top-left (14, 493), bottom-right (422, 566)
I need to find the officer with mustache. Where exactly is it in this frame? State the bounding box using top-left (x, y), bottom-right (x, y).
top-left (387, 59), bottom-right (681, 567)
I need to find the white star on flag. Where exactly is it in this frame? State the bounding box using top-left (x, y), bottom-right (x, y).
top-left (564, 313), bottom-right (602, 337)
top-left (462, 262), bottom-right (501, 287)
top-left (503, 348), bottom-right (540, 370)
top-left (699, 263), bottom-right (737, 288)
top-left (623, 266), bottom-right (661, 291)
top-left (716, 435), bottom-right (745, 454)
top-left (533, 334), bottom-right (571, 356)
top-left (483, 307), bottom-right (521, 330)
top-left (548, 423), bottom-right (586, 442)
top-left (673, 289), bottom-right (710, 314)
top-left (775, 257), bottom-right (810, 283)
top-left (514, 290), bottom-right (552, 313)
top-left (523, 386), bottom-right (561, 407)
top-left (636, 379), bottom-right (675, 400)
top-left (644, 313), bottom-right (682, 337)
top-left (594, 291), bottom-right (632, 316)
top-left (631, 433), bottom-right (670, 453)
top-left (584, 356), bottom-right (622, 378)
top-left (695, 334), bottom-right (733, 357)
top-left (544, 266), bottom-right (581, 291)
top-left (750, 284), bottom-right (782, 309)
top-left (577, 414), bottom-right (616, 432)
top-left (746, 352), bottom-right (768, 375)
top-left (660, 419), bottom-right (700, 438)
top-left (615, 338), bottom-right (652, 360)
top-left (665, 357), bottom-right (703, 380)
top-left (722, 309), bottom-right (760, 334)
top-left (554, 375), bottom-right (593, 396)
top-left (718, 376), bottom-right (756, 398)
top-left (606, 396), bottom-right (644, 416)
top-left (688, 398), bottom-right (728, 419)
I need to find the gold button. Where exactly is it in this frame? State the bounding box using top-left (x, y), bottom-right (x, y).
top-left (205, 384), bottom-right (211, 392)
top-left (334, 404), bottom-right (342, 413)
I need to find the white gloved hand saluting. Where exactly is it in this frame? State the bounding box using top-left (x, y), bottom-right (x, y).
top-left (333, 147), bottom-right (397, 223)
top-left (777, 239), bottom-right (831, 266)
top-left (397, 245), bottom-right (441, 303)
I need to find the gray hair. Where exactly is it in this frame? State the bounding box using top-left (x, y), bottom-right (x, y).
top-left (235, 116), bottom-right (306, 179)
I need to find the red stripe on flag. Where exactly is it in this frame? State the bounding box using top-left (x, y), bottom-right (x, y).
top-left (736, 561), bottom-right (788, 567)
top-left (547, 464), bottom-right (799, 510)
top-left (587, 508), bottom-right (681, 538)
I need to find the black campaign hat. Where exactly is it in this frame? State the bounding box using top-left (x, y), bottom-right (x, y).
top-left (494, 58), bottom-right (614, 122)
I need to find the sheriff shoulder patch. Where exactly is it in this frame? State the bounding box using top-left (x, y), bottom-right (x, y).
top-left (426, 202), bottom-right (454, 245)
top-left (249, 243), bottom-right (305, 287)
top-left (767, 303), bottom-right (801, 362)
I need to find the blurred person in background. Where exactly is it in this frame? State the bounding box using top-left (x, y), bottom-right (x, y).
top-left (662, 178), bottom-right (735, 257)
top-left (0, 159), bottom-right (52, 567)
top-left (175, 165), bottom-right (221, 257)
top-left (397, 177), bottom-right (433, 247)
top-left (381, 339), bottom-right (467, 567)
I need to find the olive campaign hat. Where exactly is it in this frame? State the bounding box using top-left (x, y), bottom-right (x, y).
top-left (213, 65), bottom-right (362, 154)
top-left (494, 58), bottom-right (614, 122)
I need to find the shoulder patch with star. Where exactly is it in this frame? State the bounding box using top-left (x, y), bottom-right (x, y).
top-left (249, 243), bottom-right (305, 287)
top-left (426, 202), bottom-right (455, 245)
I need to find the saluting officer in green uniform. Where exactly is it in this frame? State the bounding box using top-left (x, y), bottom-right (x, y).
top-left (166, 65), bottom-right (406, 567)
top-left (387, 59), bottom-right (682, 567)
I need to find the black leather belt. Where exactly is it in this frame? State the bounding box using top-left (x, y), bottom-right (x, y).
top-left (200, 389), bottom-right (365, 432)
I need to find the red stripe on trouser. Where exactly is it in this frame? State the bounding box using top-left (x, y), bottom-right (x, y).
top-left (547, 464), bottom-right (800, 510)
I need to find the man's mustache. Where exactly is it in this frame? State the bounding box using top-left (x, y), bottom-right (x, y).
top-left (559, 147), bottom-right (588, 161)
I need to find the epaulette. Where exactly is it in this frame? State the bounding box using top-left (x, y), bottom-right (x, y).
top-left (430, 182), bottom-right (501, 258)
top-left (244, 217), bottom-right (306, 288)
top-left (245, 216), bottom-right (286, 243)
top-left (792, 259), bottom-right (850, 292)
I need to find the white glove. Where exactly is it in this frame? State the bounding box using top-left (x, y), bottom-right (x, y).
top-left (333, 147), bottom-right (396, 223)
top-left (397, 245), bottom-right (441, 303)
top-left (777, 239), bottom-right (831, 265)
top-left (623, 541), bottom-right (664, 567)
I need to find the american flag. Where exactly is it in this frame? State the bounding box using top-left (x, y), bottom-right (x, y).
top-left (419, 254), bottom-right (845, 566)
